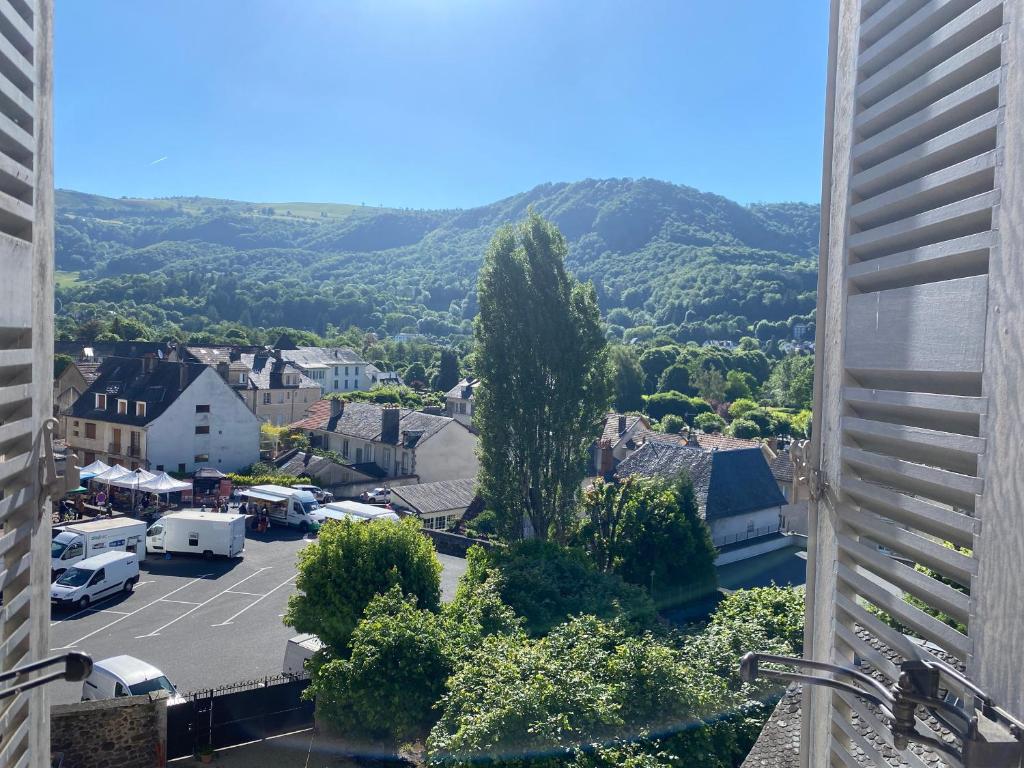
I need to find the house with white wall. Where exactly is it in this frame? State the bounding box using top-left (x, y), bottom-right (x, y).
top-left (65, 356), bottom-right (260, 474)
top-left (278, 347), bottom-right (371, 394)
top-left (291, 399), bottom-right (478, 484)
top-left (616, 442), bottom-right (787, 564)
top-left (445, 377), bottom-right (480, 427)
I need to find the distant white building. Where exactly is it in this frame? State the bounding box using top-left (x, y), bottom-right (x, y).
top-left (278, 347), bottom-right (371, 394)
top-left (445, 377), bottom-right (480, 427)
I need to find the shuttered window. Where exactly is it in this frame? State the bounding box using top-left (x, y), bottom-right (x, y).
top-left (806, 0), bottom-right (1020, 765)
top-left (0, 0), bottom-right (52, 766)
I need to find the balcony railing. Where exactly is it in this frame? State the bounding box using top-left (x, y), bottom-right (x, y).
top-left (713, 523), bottom-right (781, 548)
top-left (108, 442), bottom-right (121, 454)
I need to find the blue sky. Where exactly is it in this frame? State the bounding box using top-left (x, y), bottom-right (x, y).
top-left (56, 1), bottom-right (829, 209)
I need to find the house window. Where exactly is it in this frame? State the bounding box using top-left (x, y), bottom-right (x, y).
top-left (334, 379), bottom-right (338, 389)
top-left (277, 393), bottom-right (284, 404)
top-left (263, 393), bottom-right (271, 404)
top-left (178, 463), bottom-right (186, 474)
top-left (195, 425), bottom-right (210, 435)
top-left (345, 366), bottom-right (349, 376)
top-left (342, 439), bottom-right (349, 458)
top-left (401, 451), bottom-right (408, 474)
top-left (135, 401), bottom-right (146, 417)
top-left (344, 380), bottom-right (348, 389)
top-left (334, 366), bottom-right (339, 375)
top-left (95, 393), bottom-right (106, 409)
top-left (383, 447), bottom-right (392, 470)
top-left (73, 420), bottom-right (79, 426)
top-left (354, 367), bottom-right (359, 377)
top-left (458, 402), bottom-right (467, 414)
top-left (196, 404), bottom-right (210, 413)
top-left (238, 373), bottom-right (247, 384)
top-left (355, 447), bottom-right (363, 462)
top-left (85, 423), bottom-right (96, 439)
top-left (117, 399), bottom-right (127, 414)
top-left (194, 454), bottom-right (209, 463)
top-left (84, 451), bottom-right (96, 465)
top-left (365, 444), bottom-right (373, 462)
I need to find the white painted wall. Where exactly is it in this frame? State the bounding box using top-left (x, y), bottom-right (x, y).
top-left (147, 368), bottom-right (260, 473)
top-left (411, 422), bottom-right (479, 483)
top-left (708, 505), bottom-right (781, 544)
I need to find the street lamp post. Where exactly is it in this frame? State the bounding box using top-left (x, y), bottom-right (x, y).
top-left (132, 467), bottom-right (142, 512)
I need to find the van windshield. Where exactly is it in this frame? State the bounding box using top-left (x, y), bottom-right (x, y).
top-left (51, 540), bottom-right (67, 559)
top-left (301, 500), bottom-right (319, 514)
top-left (129, 675), bottom-right (176, 696)
top-left (56, 568), bottom-right (92, 588)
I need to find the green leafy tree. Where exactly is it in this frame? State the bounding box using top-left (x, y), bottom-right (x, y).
top-left (54, 353), bottom-right (74, 378)
top-left (285, 517), bottom-right (442, 652)
top-left (574, 476), bottom-right (717, 606)
top-left (728, 398), bottom-right (760, 420)
top-left (609, 346), bottom-right (645, 412)
top-left (709, 585), bottom-right (806, 654)
top-left (791, 409), bottom-right (812, 438)
top-left (474, 213), bottom-right (611, 540)
top-left (459, 541), bottom-right (654, 635)
top-left (657, 362), bottom-right (692, 395)
top-left (742, 407), bottom-right (776, 435)
top-left (729, 418), bottom-right (761, 439)
top-left (643, 391), bottom-right (711, 422)
top-left (638, 346), bottom-right (679, 394)
top-left (404, 361), bottom-right (428, 387)
top-left (692, 367), bottom-right (726, 403)
top-left (694, 412), bottom-right (726, 433)
top-left (763, 354), bottom-right (815, 410)
top-left (659, 414), bottom-right (686, 434)
top-left (724, 369), bottom-right (755, 401)
top-left (434, 349), bottom-right (461, 392)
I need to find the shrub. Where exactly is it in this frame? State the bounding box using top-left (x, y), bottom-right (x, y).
top-left (694, 412), bottom-right (726, 433)
top-left (728, 418), bottom-right (760, 439)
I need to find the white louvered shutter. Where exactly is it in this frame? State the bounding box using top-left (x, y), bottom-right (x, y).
top-left (0, 0), bottom-right (52, 766)
top-left (805, 0), bottom-right (1023, 766)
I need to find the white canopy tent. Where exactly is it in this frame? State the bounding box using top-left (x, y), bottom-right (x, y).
top-left (107, 468), bottom-right (158, 490)
top-left (137, 472), bottom-right (191, 495)
top-left (79, 459), bottom-right (111, 477)
top-left (91, 464), bottom-right (133, 485)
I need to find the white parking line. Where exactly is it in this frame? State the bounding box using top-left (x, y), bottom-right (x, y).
top-left (160, 599), bottom-right (201, 605)
top-left (136, 568), bottom-right (271, 638)
top-left (92, 609), bottom-right (129, 616)
top-left (225, 591), bottom-right (262, 597)
top-left (212, 575), bottom-right (296, 627)
top-left (52, 575), bottom-right (210, 650)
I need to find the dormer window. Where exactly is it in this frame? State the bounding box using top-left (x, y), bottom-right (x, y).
top-left (238, 372), bottom-right (247, 384)
top-left (135, 401), bottom-right (147, 418)
top-left (95, 393), bottom-right (107, 409)
top-left (117, 399), bottom-right (128, 415)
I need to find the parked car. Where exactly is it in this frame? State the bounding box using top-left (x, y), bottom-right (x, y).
top-left (292, 484), bottom-right (334, 503)
top-left (82, 655), bottom-right (182, 703)
top-left (360, 487), bottom-right (390, 504)
top-left (51, 551), bottom-right (139, 610)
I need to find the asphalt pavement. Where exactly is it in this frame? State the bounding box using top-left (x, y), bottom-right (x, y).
top-left (48, 527), bottom-right (467, 705)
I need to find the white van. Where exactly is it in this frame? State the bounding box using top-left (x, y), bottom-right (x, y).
top-left (282, 633), bottom-right (324, 678)
top-left (146, 511), bottom-right (245, 559)
top-left (50, 551), bottom-right (139, 610)
top-left (241, 485), bottom-right (319, 531)
top-left (51, 517), bottom-right (147, 580)
top-left (81, 655), bottom-right (181, 702)
top-left (292, 484), bottom-right (334, 503)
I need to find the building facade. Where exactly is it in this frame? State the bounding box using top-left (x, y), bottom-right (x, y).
top-left (65, 357), bottom-right (260, 474)
top-left (445, 377), bottom-right (480, 427)
top-left (278, 346), bottom-right (371, 394)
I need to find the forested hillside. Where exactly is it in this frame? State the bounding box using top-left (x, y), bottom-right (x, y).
top-left (54, 178), bottom-right (819, 345)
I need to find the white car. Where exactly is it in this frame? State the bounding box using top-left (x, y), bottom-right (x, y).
top-left (292, 484), bottom-right (334, 503)
top-left (360, 487), bottom-right (390, 503)
top-left (82, 655), bottom-right (183, 703)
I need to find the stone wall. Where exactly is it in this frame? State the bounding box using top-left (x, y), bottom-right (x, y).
top-left (52, 692), bottom-right (168, 768)
top-left (420, 528), bottom-right (495, 557)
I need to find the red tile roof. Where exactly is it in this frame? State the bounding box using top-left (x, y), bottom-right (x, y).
top-left (290, 399), bottom-right (332, 430)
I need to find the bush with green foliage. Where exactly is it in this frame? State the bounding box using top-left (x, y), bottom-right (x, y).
top-left (727, 398), bottom-right (759, 420)
top-left (763, 354), bottom-right (815, 410)
top-left (459, 542), bottom-right (655, 636)
top-left (728, 418), bottom-right (760, 439)
top-left (226, 472), bottom-right (310, 487)
top-left (285, 517), bottom-right (442, 653)
top-left (643, 391), bottom-right (711, 422)
top-left (609, 346), bottom-right (646, 412)
top-left (659, 414), bottom-right (686, 434)
top-left (657, 363), bottom-right (692, 395)
top-left (574, 477), bottom-right (717, 607)
top-left (694, 412), bottom-right (726, 433)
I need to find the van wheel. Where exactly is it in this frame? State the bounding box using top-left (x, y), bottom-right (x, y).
top-left (203, 550), bottom-right (214, 560)
top-left (123, 579), bottom-right (134, 594)
top-left (77, 595), bottom-right (90, 610)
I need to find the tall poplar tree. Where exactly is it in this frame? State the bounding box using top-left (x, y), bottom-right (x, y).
top-left (474, 212), bottom-right (610, 541)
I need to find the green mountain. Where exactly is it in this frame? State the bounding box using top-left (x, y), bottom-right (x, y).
top-left (54, 178), bottom-right (819, 344)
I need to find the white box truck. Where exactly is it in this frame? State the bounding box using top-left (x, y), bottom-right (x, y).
top-left (51, 517), bottom-right (147, 581)
top-left (241, 485), bottom-right (319, 531)
top-left (282, 634), bottom-right (324, 678)
top-left (51, 551), bottom-right (140, 610)
top-left (146, 511), bottom-right (246, 559)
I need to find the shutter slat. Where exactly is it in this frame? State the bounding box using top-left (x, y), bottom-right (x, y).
top-left (841, 476), bottom-right (976, 547)
top-left (846, 231), bottom-right (992, 291)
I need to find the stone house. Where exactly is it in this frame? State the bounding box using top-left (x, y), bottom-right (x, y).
top-left (445, 377), bottom-right (480, 427)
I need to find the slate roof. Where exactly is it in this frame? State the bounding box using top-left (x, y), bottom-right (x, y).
top-left (279, 346), bottom-right (365, 368)
top-left (445, 377), bottom-right (481, 400)
top-left (76, 361), bottom-right (101, 383)
top-left (769, 451), bottom-right (795, 484)
top-left (390, 478), bottom-right (477, 515)
top-left (290, 400), bottom-right (456, 445)
top-left (182, 346), bottom-right (237, 366)
top-left (67, 357), bottom-right (207, 427)
top-left (240, 353), bottom-right (319, 391)
top-left (600, 412), bottom-right (649, 447)
top-left (55, 341), bottom-right (171, 361)
top-left (616, 443), bottom-right (785, 520)
top-left (741, 631), bottom-right (963, 768)
top-left (646, 430), bottom-right (760, 452)
top-left (273, 448), bottom-right (376, 481)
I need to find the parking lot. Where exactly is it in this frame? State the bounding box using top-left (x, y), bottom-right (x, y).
top-left (48, 527), bottom-right (467, 705)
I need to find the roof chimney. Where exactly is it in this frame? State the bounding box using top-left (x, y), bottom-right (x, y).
top-left (216, 361), bottom-right (230, 380)
top-left (381, 405), bottom-right (400, 444)
top-left (142, 353), bottom-right (157, 374)
top-left (617, 414), bottom-right (627, 435)
top-left (330, 399), bottom-right (343, 418)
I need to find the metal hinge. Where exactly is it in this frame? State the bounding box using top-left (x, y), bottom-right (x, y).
top-left (38, 417), bottom-right (80, 506)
